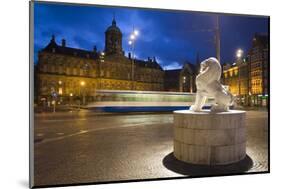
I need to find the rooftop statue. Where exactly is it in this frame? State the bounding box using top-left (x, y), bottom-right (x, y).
top-left (190, 57), bottom-right (234, 112)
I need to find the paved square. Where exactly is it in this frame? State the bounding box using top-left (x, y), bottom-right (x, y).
top-left (33, 110), bottom-right (268, 186)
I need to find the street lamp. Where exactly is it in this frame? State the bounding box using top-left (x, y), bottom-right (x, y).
top-left (78, 81), bottom-right (86, 110)
top-left (134, 30), bottom-right (139, 36)
top-left (236, 49), bottom-right (243, 59)
top-left (130, 34), bottom-right (135, 40)
top-left (128, 28), bottom-right (139, 90)
top-left (69, 93), bottom-right (73, 107)
top-left (236, 49), bottom-right (243, 106)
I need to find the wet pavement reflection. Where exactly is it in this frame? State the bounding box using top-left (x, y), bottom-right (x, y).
top-left (33, 110), bottom-right (268, 187)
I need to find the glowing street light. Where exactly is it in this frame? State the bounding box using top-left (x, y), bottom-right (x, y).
top-left (235, 48), bottom-right (243, 105)
top-left (236, 49), bottom-right (243, 58)
top-left (80, 81), bottom-right (85, 86)
top-left (128, 28), bottom-right (139, 90)
top-left (134, 30), bottom-right (139, 36)
top-left (78, 81), bottom-right (86, 110)
top-left (130, 34), bottom-right (135, 40)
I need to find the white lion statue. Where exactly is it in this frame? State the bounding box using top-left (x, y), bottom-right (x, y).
top-left (190, 57), bottom-right (234, 112)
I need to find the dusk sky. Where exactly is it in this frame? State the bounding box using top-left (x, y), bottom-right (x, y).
top-left (34, 2), bottom-right (269, 70)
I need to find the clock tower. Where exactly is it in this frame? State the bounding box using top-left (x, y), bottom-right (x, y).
top-left (105, 18), bottom-right (123, 55)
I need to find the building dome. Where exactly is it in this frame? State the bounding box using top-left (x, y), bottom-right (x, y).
top-left (104, 18), bottom-right (123, 55)
top-left (105, 18), bottom-right (121, 33)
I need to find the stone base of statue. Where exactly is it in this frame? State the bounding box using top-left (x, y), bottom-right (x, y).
top-left (173, 110), bottom-right (246, 165)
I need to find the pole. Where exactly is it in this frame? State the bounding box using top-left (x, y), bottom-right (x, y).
top-left (238, 66), bottom-right (241, 105)
top-left (215, 15), bottom-right (221, 63)
top-left (190, 75), bottom-right (193, 93)
top-left (131, 41), bottom-right (135, 90)
top-left (78, 85), bottom-right (80, 110)
top-left (131, 25), bottom-right (135, 90)
top-left (53, 100), bottom-right (56, 113)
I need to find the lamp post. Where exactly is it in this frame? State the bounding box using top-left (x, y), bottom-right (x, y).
top-left (99, 52), bottom-right (105, 89)
top-left (215, 15), bottom-right (221, 63)
top-left (128, 28), bottom-right (139, 90)
top-left (58, 80), bottom-right (62, 104)
top-left (236, 49), bottom-right (243, 105)
top-left (78, 81), bottom-right (85, 110)
top-left (69, 93), bottom-right (73, 108)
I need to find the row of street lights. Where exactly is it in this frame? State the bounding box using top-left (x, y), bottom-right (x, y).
top-left (128, 28), bottom-right (139, 90)
top-left (235, 48), bottom-right (244, 105)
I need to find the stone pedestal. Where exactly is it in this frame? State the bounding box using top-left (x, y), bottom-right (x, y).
top-left (173, 110), bottom-right (246, 165)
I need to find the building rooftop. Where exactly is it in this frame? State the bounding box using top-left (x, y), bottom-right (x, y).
top-left (41, 36), bottom-right (99, 59)
top-left (252, 33), bottom-right (268, 48)
top-left (41, 35), bottom-right (163, 70)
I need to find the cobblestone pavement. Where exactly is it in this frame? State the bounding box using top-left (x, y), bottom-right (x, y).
top-left (33, 110), bottom-right (268, 187)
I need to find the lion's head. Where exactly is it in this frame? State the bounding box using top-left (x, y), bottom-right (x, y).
top-left (196, 57), bottom-right (222, 89)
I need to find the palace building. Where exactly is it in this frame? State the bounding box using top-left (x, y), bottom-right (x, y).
top-left (35, 18), bottom-right (164, 105)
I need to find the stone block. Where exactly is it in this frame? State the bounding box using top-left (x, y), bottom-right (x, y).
top-left (173, 110), bottom-right (246, 165)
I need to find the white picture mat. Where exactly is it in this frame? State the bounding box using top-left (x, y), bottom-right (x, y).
top-left (0, 0), bottom-right (279, 189)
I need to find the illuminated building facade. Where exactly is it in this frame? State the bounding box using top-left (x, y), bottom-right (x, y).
top-left (223, 33), bottom-right (268, 107)
top-left (223, 61), bottom-right (249, 105)
top-left (35, 18), bottom-right (164, 105)
top-left (248, 33), bottom-right (269, 106)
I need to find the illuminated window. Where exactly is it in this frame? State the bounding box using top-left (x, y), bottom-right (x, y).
top-left (73, 68), bottom-right (77, 75)
top-left (58, 87), bottom-right (63, 95)
top-left (106, 71), bottom-right (110, 77)
top-left (230, 70), bottom-right (233, 77)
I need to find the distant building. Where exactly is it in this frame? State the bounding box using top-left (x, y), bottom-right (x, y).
top-left (164, 69), bottom-right (181, 92)
top-left (222, 33), bottom-right (269, 107)
top-left (248, 33), bottom-right (269, 106)
top-left (223, 60), bottom-right (249, 105)
top-left (35, 18), bottom-right (164, 105)
top-left (164, 61), bottom-right (197, 92)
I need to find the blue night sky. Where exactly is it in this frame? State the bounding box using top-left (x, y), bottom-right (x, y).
top-left (34, 2), bottom-right (269, 70)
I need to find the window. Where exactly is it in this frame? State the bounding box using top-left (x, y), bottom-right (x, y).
top-left (43, 65), bottom-right (47, 72)
top-left (106, 71), bottom-right (110, 77)
top-left (59, 66), bottom-right (63, 74)
top-left (58, 87), bottom-right (63, 95)
top-left (73, 68), bottom-right (77, 75)
top-left (229, 70), bottom-right (233, 77)
top-left (51, 65), bottom-right (55, 73)
top-left (92, 70), bottom-right (96, 77)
